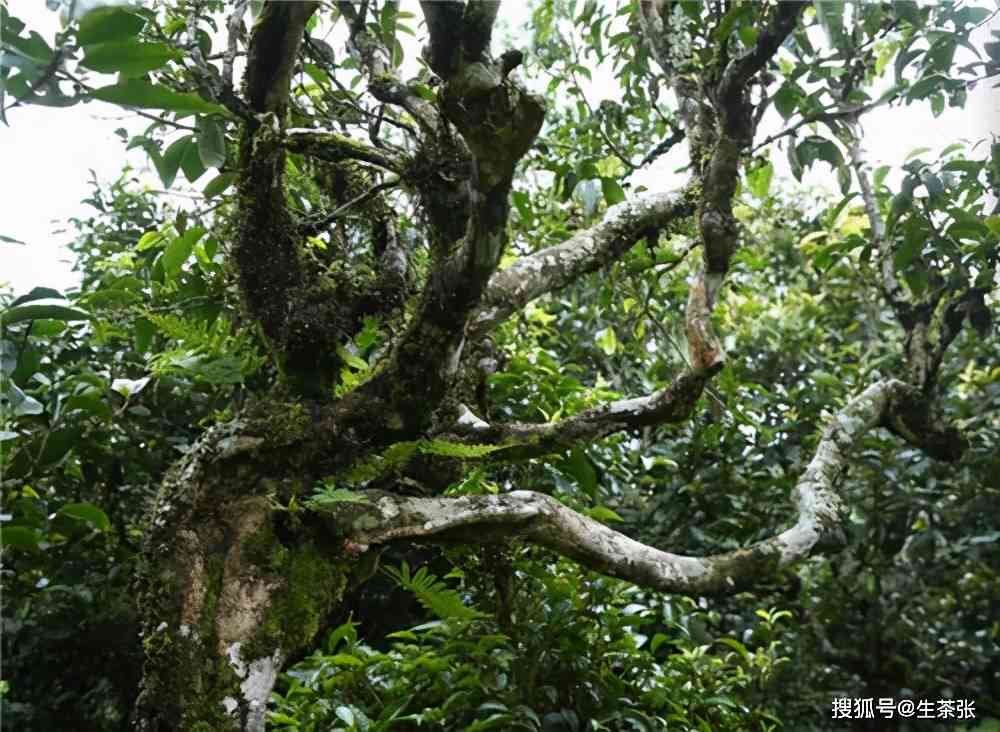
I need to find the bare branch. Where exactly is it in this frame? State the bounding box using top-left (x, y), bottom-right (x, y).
top-left (285, 129), bottom-right (406, 173)
top-left (718, 1), bottom-right (805, 106)
top-left (471, 189), bottom-right (697, 337)
top-left (445, 368), bottom-right (715, 460)
top-left (223, 0), bottom-right (250, 92)
top-left (844, 128), bottom-right (908, 311)
top-left (340, 380), bottom-right (917, 595)
top-left (298, 177), bottom-right (401, 237)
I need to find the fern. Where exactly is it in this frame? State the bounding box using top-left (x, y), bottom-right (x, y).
top-left (305, 483), bottom-right (370, 512)
top-left (418, 439), bottom-right (505, 459)
top-left (145, 313), bottom-right (265, 384)
top-left (383, 562), bottom-right (484, 622)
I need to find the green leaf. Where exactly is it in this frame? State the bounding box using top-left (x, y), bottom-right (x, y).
top-left (0, 526), bottom-right (39, 550)
top-left (746, 162), bottom-right (773, 199)
top-left (162, 227), bottom-right (205, 277)
top-left (180, 139), bottom-right (207, 182)
top-left (91, 80), bottom-right (227, 116)
top-left (154, 136), bottom-right (191, 189)
top-left (418, 440), bottom-right (504, 459)
top-left (773, 83), bottom-right (801, 120)
top-left (1, 299), bottom-right (92, 326)
top-left (600, 177), bottom-right (626, 206)
top-left (197, 116), bottom-right (226, 169)
top-left (796, 135), bottom-right (844, 171)
top-left (58, 502), bottom-right (111, 531)
top-left (738, 25), bottom-right (758, 47)
top-left (907, 74), bottom-right (948, 101)
top-left (203, 172), bottom-right (236, 198)
top-left (76, 6), bottom-right (146, 46)
top-left (587, 506), bottom-right (623, 523)
top-left (921, 172), bottom-right (944, 200)
top-left (134, 318), bottom-right (156, 354)
top-left (336, 345), bottom-right (369, 371)
top-left (563, 447), bottom-right (598, 498)
top-left (984, 216), bottom-right (1000, 238)
top-left (335, 706), bottom-right (356, 726)
top-left (904, 146), bottom-right (931, 162)
top-left (81, 41), bottom-right (178, 77)
top-left (136, 229), bottom-right (168, 251)
top-left (596, 327), bottom-right (617, 356)
top-left (306, 487), bottom-right (370, 510)
top-left (894, 230), bottom-right (921, 269)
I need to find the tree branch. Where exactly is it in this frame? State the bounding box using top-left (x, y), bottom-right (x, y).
top-left (285, 129), bottom-right (407, 173)
top-left (338, 1), bottom-right (440, 132)
top-left (462, 1), bottom-right (502, 62)
top-left (844, 127), bottom-right (909, 314)
top-left (419, 1), bottom-right (467, 77)
top-left (244, 1), bottom-right (317, 115)
top-left (444, 368), bottom-right (716, 460)
top-left (338, 380), bottom-right (919, 595)
top-left (330, 2), bottom-right (545, 439)
top-left (298, 177), bottom-right (401, 237)
top-left (233, 1), bottom-right (339, 395)
top-left (470, 189), bottom-right (697, 337)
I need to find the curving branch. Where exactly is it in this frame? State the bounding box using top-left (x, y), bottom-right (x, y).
top-left (285, 129), bottom-right (407, 173)
top-left (700, 1), bottom-right (807, 274)
top-left (337, 380), bottom-right (916, 595)
top-left (470, 189), bottom-right (697, 337)
top-left (444, 368), bottom-right (716, 460)
top-left (844, 121), bottom-right (987, 396)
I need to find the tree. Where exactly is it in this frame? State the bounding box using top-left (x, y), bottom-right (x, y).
top-left (2, 1), bottom-right (997, 730)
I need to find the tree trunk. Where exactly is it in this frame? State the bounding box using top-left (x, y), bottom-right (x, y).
top-left (132, 418), bottom-right (349, 731)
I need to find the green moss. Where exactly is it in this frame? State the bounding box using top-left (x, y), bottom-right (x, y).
top-left (247, 401), bottom-right (310, 446)
top-left (243, 520), bottom-right (283, 568)
top-left (244, 542), bottom-right (347, 663)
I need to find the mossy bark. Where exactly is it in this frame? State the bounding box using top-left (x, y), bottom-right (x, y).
top-left (132, 417), bottom-right (351, 731)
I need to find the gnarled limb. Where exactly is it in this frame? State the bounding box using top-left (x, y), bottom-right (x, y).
top-left (335, 380), bottom-right (917, 595)
top-left (332, 1), bottom-right (544, 441)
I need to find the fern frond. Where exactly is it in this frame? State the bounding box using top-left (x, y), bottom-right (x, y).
top-left (384, 562), bottom-right (484, 622)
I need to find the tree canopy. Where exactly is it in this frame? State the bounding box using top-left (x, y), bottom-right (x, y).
top-left (1, 1), bottom-right (999, 730)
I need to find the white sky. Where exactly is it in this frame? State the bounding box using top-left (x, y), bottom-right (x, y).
top-left (1, 1), bottom-right (998, 298)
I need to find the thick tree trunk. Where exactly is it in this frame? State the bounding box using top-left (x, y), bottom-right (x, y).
top-left (132, 419), bottom-right (349, 731)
